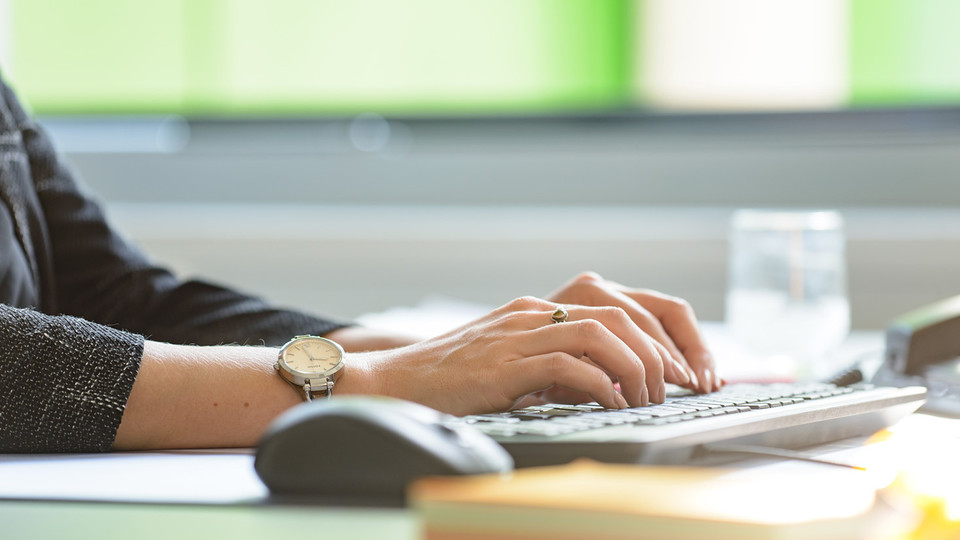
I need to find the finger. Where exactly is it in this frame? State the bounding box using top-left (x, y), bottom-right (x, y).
top-left (502, 352), bottom-right (627, 410)
top-left (652, 340), bottom-right (695, 390)
top-left (520, 317), bottom-right (652, 406)
top-left (610, 289), bottom-right (699, 388)
top-left (512, 394), bottom-right (548, 409)
top-left (498, 302), bottom-right (666, 404)
top-left (570, 354), bottom-right (618, 382)
top-left (555, 280), bottom-right (699, 391)
top-left (621, 289), bottom-right (717, 392)
top-left (535, 385), bottom-right (595, 405)
top-left (560, 306), bottom-right (668, 403)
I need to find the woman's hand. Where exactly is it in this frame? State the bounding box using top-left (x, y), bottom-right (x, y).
top-left (336, 295), bottom-right (686, 417)
top-left (546, 272), bottom-right (720, 393)
top-left (115, 277), bottom-right (717, 448)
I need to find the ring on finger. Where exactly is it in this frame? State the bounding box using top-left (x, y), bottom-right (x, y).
top-left (551, 306), bottom-right (569, 324)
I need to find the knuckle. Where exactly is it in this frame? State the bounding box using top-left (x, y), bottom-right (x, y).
top-left (640, 333), bottom-right (661, 356)
top-left (544, 352), bottom-right (571, 376)
top-left (668, 296), bottom-right (694, 315)
top-left (648, 350), bottom-right (665, 375)
top-left (600, 306), bottom-right (630, 325)
top-left (575, 319), bottom-right (607, 340)
top-left (574, 271), bottom-right (603, 284)
top-left (506, 296), bottom-right (537, 311)
top-left (634, 357), bottom-right (647, 379)
top-left (587, 367), bottom-right (608, 390)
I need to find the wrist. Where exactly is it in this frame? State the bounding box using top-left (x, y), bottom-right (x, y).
top-left (324, 326), bottom-right (419, 353)
top-left (328, 350), bottom-right (380, 398)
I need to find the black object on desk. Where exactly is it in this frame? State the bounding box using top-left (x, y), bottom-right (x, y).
top-left (254, 396), bottom-right (512, 506)
top-left (874, 294), bottom-right (960, 416)
top-left (884, 294), bottom-right (960, 376)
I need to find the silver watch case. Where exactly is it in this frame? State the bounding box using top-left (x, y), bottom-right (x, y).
top-left (275, 335), bottom-right (345, 399)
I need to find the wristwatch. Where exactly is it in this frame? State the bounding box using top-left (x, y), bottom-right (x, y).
top-left (275, 335), bottom-right (345, 401)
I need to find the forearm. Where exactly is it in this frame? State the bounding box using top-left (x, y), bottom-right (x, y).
top-left (113, 341), bottom-right (302, 450)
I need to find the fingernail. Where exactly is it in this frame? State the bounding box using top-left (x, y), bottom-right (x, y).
top-left (614, 393), bottom-right (629, 409)
top-left (641, 385), bottom-right (649, 407)
top-left (688, 369), bottom-right (700, 390)
top-left (671, 358), bottom-right (690, 384)
top-left (703, 369), bottom-right (715, 393)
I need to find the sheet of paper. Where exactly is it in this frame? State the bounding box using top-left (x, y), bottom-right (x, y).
top-left (0, 449), bottom-right (267, 504)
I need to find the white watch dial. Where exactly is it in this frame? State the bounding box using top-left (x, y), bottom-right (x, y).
top-left (282, 337), bottom-right (342, 375)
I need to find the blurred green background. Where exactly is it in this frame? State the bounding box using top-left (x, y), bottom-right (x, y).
top-left (5, 0), bottom-right (631, 115)
top-left (3, 0), bottom-right (958, 116)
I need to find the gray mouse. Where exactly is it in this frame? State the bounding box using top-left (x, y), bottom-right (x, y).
top-left (254, 395), bottom-right (513, 505)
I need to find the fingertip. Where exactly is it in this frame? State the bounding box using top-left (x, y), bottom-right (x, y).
top-left (703, 368), bottom-right (715, 393)
top-left (614, 392), bottom-right (628, 409)
top-left (696, 369), bottom-right (711, 393)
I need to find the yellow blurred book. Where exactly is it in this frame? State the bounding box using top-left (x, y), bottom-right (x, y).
top-left (410, 460), bottom-right (904, 540)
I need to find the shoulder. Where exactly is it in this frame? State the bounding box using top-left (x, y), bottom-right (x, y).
top-left (0, 68), bottom-right (37, 133)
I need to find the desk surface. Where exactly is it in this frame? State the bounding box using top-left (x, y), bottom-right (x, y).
top-left (0, 450), bottom-right (419, 540)
top-left (2, 501), bottom-right (416, 540)
top-left (4, 413), bottom-right (959, 540)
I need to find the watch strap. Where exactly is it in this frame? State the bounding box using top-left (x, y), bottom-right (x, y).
top-left (302, 377), bottom-right (335, 401)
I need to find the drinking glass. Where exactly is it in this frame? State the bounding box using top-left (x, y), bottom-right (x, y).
top-left (725, 210), bottom-right (850, 379)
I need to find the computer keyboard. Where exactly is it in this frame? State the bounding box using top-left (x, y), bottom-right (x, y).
top-left (456, 382), bottom-right (926, 467)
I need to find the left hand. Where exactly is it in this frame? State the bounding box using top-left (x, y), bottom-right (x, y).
top-left (547, 272), bottom-right (720, 393)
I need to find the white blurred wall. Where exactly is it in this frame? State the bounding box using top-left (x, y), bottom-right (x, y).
top-left (51, 112), bottom-right (960, 330)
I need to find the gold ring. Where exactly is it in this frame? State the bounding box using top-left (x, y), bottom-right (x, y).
top-left (551, 306), bottom-right (569, 324)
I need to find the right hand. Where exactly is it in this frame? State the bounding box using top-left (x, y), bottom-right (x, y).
top-left (337, 296), bottom-right (697, 416)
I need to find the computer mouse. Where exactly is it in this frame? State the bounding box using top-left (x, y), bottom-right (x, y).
top-left (254, 395), bottom-right (513, 506)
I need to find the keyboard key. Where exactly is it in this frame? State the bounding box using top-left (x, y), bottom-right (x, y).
top-left (644, 406), bottom-right (691, 417)
top-left (510, 413), bottom-right (555, 421)
top-left (463, 415), bottom-right (520, 424)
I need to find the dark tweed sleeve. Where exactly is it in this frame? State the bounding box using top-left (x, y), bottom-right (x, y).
top-left (0, 304), bottom-right (142, 453)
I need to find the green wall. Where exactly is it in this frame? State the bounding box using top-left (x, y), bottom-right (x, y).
top-left (7, 0), bottom-right (631, 115)
top-left (5, 0), bottom-right (959, 115)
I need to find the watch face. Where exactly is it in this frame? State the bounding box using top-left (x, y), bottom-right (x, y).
top-left (281, 337), bottom-right (343, 376)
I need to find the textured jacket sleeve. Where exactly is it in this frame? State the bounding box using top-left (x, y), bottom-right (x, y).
top-left (0, 303), bottom-right (143, 452)
top-left (4, 79), bottom-right (350, 347)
